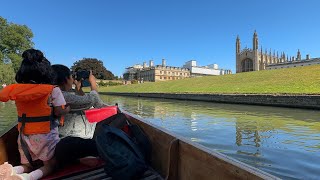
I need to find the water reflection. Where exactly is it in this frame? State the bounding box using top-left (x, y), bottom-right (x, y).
top-left (101, 95), bottom-right (320, 179)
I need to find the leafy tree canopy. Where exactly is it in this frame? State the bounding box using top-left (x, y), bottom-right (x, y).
top-left (0, 16), bottom-right (34, 72)
top-left (71, 58), bottom-right (115, 80)
top-left (0, 63), bottom-right (15, 84)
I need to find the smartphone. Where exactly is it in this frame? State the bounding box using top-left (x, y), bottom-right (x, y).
top-left (82, 79), bottom-right (91, 87)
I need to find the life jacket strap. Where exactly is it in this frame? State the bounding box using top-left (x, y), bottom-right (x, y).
top-left (19, 114), bottom-right (37, 167)
top-left (18, 116), bottom-right (51, 122)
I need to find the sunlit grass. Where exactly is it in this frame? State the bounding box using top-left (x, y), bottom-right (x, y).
top-left (100, 65), bottom-right (320, 94)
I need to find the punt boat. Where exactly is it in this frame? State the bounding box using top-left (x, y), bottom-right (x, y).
top-left (0, 110), bottom-right (279, 180)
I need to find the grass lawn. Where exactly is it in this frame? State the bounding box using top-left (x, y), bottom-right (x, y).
top-left (100, 65), bottom-right (320, 94)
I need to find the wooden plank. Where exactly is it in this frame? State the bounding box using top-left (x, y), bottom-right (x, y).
top-left (100, 178), bottom-right (112, 180)
top-left (62, 168), bottom-right (105, 180)
top-left (83, 172), bottom-right (108, 180)
top-left (178, 140), bottom-right (279, 180)
top-left (60, 167), bottom-right (162, 180)
top-left (141, 174), bottom-right (160, 180)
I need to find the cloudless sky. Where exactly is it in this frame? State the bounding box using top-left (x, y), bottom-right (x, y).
top-left (1, 0), bottom-right (320, 76)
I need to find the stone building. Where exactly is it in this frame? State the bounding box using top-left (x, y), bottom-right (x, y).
top-left (266, 57), bottom-right (320, 70)
top-left (123, 64), bottom-right (143, 81)
top-left (235, 31), bottom-right (313, 73)
top-left (123, 59), bottom-right (190, 82)
top-left (183, 60), bottom-right (232, 77)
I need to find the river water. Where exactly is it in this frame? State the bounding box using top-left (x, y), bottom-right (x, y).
top-left (1, 95), bottom-right (319, 179)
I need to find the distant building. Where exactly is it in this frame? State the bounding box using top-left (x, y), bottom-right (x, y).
top-left (183, 60), bottom-right (232, 77)
top-left (123, 64), bottom-right (143, 81)
top-left (235, 31), bottom-right (318, 73)
top-left (123, 59), bottom-right (190, 82)
top-left (124, 58), bottom-right (231, 82)
top-left (266, 57), bottom-right (320, 70)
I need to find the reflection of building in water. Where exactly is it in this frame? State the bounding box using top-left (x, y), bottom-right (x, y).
top-left (236, 125), bottom-right (261, 147)
top-left (152, 101), bottom-right (199, 131)
top-left (190, 112), bottom-right (198, 131)
top-left (133, 99), bottom-right (156, 118)
top-left (236, 31), bottom-right (319, 73)
top-left (153, 104), bottom-right (167, 120)
top-left (234, 115), bottom-right (277, 157)
top-left (235, 119), bottom-right (264, 157)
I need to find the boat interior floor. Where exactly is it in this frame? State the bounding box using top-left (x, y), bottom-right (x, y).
top-left (42, 158), bottom-right (163, 180)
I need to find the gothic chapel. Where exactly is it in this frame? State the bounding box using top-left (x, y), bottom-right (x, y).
top-left (236, 31), bottom-right (301, 73)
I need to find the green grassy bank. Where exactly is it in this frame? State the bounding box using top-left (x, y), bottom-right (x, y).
top-left (101, 65), bottom-right (320, 94)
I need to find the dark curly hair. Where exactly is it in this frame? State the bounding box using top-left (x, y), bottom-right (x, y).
top-left (15, 49), bottom-right (56, 84)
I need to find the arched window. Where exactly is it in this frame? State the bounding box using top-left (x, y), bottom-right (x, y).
top-left (241, 59), bottom-right (253, 72)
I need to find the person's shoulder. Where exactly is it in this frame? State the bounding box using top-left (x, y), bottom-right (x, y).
top-left (52, 86), bottom-right (62, 93)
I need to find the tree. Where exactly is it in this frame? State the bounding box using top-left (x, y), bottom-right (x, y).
top-left (0, 16), bottom-right (34, 72)
top-left (71, 58), bottom-right (115, 80)
top-left (0, 63), bottom-right (15, 84)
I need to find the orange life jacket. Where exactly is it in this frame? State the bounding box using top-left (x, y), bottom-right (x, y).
top-left (0, 84), bottom-right (64, 135)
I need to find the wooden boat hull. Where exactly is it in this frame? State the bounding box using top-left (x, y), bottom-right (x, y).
top-left (0, 111), bottom-right (279, 180)
top-left (124, 111), bottom-right (279, 180)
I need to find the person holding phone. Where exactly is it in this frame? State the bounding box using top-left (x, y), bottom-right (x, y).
top-left (73, 70), bottom-right (91, 88)
top-left (51, 64), bottom-right (106, 139)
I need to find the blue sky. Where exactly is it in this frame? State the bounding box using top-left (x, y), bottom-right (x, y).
top-left (1, 0), bottom-right (319, 76)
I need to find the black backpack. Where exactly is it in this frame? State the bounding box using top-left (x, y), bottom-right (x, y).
top-left (94, 111), bottom-right (152, 163)
top-left (95, 124), bottom-right (148, 180)
top-left (126, 121), bottom-right (152, 163)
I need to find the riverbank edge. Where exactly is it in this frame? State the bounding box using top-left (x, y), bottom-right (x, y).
top-left (100, 92), bottom-right (320, 110)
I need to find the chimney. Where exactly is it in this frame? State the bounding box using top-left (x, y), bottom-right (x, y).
top-left (220, 69), bottom-right (225, 75)
top-left (149, 60), bottom-right (154, 67)
top-left (143, 62), bottom-right (146, 68)
top-left (306, 54), bottom-right (310, 60)
top-left (162, 59), bottom-right (166, 66)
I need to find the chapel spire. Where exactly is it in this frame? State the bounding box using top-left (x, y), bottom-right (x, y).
top-left (236, 35), bottom-right (241, 54)
top-left (253, 30), bottom-right (258, 50)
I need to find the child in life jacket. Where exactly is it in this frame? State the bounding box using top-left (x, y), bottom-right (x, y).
top-left (0, 49), bottom-right (70, 180)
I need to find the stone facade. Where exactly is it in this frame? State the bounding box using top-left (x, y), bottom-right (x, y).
top-left (124, 59), bottom-right (231, 82)
top-left (139, 65), bottom-right (190, 82)
top-left (266, 57), bottom-right (320, 70)
top-left (235, 31), bottom-right (316, 73)
top-left (123, 59), bottom-right (190, 82)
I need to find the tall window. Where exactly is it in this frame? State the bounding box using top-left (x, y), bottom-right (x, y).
top-left (241, 59), bottom-right (253, 72)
